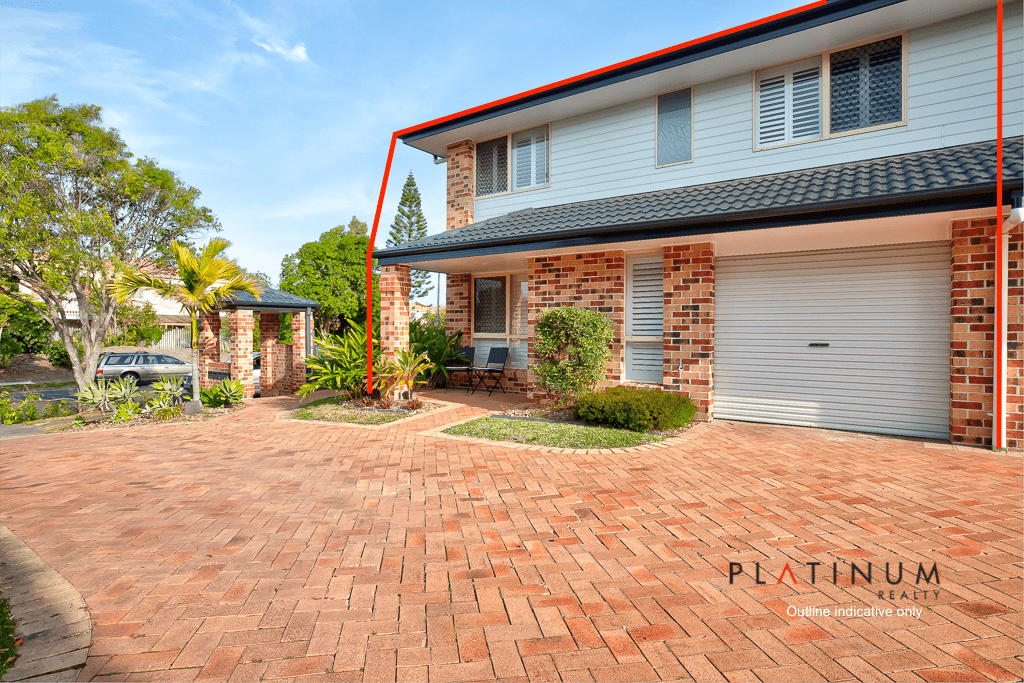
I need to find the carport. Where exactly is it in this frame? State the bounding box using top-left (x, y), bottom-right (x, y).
top-left (197, 287), bottom-right (320, 398)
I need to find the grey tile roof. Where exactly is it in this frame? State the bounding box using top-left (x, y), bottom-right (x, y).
top-left (376, 138), bottom-right (1022, 262)
top-left (222, 287), bottom-right (321, 310)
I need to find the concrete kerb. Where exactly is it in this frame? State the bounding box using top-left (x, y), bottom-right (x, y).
top-left (0, 523), bottom-right (90, 682)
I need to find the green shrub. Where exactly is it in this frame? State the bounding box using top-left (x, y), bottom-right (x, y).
top-left (533, 307), bottom-right (613, 407)
top-left (0, 293), bottom-right (52, 366)
top-left (574, 387), bottom-right (697, 433)
top-left (200, 379), bottom-right (244, 407)
top-left (1, 391), bottom-right (42, 424)
top-left (409, 318), bottom-right (464, 388)
top-left (45, 336), bottom-right (83, 368)
top-left (110, 401), bottom-right (141, 423)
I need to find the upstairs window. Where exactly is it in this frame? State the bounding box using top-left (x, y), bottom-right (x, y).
top-left (657, 88), bottom-right (692, 166)
top-left (754, 34), bottom-right (905, 150)
top-left (829, 36), bottom-right (903, 134)
top-left (755, 57), bottom-right (822, 149)
top-left (476, 125), bottom-right (549, 197)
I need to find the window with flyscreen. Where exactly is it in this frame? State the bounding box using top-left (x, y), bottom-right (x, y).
top-left (657, 88), bottom-right (692, 165)
top-left (476, 137), bottom-right (508, 196)
top-left (830, 37), bottom-right (903, 134)
top-left (473, 277), bottom-right (506, 334)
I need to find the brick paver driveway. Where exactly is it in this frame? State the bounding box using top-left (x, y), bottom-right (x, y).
top-left (2, 395), bottom-right (1021, 683)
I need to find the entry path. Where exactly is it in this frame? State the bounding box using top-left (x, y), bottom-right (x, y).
top-left (1, 394), bottom-right (1020, 682)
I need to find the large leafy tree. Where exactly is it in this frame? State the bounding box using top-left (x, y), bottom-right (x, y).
top-left (386, 171), bottom-right (432, 300)
top-left (279, 226), bottom-right (379, 335)
top-left (0, 96), bottom-right (218, 389)
top-left (112, 238), bottom-right (260, 393)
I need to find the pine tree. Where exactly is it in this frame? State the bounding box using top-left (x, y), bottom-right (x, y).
top-left (387, 171), bottom-right (432, 300)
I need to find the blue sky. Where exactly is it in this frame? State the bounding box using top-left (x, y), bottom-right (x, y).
top-left (1, 0), bottom-right (798, 302)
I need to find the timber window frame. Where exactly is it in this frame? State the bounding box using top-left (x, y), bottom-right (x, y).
top-left (752, 33), bottom-right (908, 151)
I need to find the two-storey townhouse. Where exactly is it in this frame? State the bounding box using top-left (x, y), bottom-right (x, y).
top-left (374, 0), bottom-right (1024, 449)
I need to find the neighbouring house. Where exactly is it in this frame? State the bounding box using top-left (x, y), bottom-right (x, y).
top-left (374, 0), bottom-right (1023, 449)
top-left (410, 302), bottom-right (445, 322)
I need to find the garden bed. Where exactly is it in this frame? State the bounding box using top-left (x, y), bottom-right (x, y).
top-left (292, 395), bottom-right (444, 425)
top-left (44, 404), bottom-right (244, 433)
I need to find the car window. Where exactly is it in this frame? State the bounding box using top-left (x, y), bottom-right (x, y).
top-left (140, 355), bottom-right (162, 365)
top-left (160, 355), bottom-right (185, 365)
top-left (104, 354), bottom-right (136, 365)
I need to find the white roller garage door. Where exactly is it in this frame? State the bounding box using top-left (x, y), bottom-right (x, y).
top-left (715, 243), bottom-right (950, 439)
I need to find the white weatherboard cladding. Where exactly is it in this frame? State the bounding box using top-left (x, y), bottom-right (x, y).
top-left (626, 255), bottom-right (664, 383)
top-left (475, 6), bottom-right (1023, 222)
top-left (714, 243), bottom-right (950, 439)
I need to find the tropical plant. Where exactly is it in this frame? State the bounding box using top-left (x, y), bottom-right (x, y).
top-left (106, 376), bottom-right (140, 406)
top-left (111, 237), bottom-right (261, 398)
top-left (75, 377), bottom-right (137, 412)
top-left (0, 96), bottom-right (219, 390)
top-left (150, 374), bottom-right (186, 405)
top-left (297, 320), bottom-right (380, 401)
top-left (389, 349), bottom-right (434, 401)
top-left (533, 306), bottom-right (614, 407)
top-left (409, 318), bottom-right (464, 388)
top-left (110, 401), bottom-right (141, 423)
top-left (199, 378), bottom-right (244, 408)
top-left (151, 403), bottom-right (183, 420)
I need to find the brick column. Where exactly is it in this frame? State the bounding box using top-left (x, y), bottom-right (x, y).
top-left (950, 215), bottom-right (1024, 448)
top-left (1009, 225), bottom-right (1023, 450)
top-left (445, 273), bottom-right (472, 345)
top-left (446, 140), bottom-right (474, 231)
top-left (198, 310), bottom-right (221, 388)
top-left (381, 265), bottom-right (411, 359)
top-left (663, 243), bottom-right (715, 418)
top-left (228, 310), bottom-right (254, 398)
top-left (290, 312), bottom-right (307, 393)
top-left (259, 311), bottom-right (280, 397)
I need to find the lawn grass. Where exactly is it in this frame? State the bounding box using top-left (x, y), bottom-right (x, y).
top-left (1, 382), bottom-right (76, 391)
top-left (0, 597), bottom-right (16, 678)
top-left (293, 396), bottom-right (407, 425)
top-left (445, 416), bottom-right (663, 449)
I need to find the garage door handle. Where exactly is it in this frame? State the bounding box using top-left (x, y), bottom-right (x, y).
top-left (808, 343), bottom-right (830, 347)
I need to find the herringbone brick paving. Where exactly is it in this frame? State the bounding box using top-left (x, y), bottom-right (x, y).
top-left (1, 391), bottom-right (1020, 682)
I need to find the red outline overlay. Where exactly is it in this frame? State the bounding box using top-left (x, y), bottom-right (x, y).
top-left (365, 0), bottom-right (826, 391)
top-left (994, 0), bottom-right (1004, 449)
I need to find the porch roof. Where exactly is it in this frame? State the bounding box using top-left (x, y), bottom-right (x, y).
top-left (218, 287), bottom-right (321, 312)
top-left (375, 137), bottom-right (1023, 266)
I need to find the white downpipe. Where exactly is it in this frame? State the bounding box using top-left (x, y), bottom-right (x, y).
top-left (998, 230), bottom-right (1009, 450)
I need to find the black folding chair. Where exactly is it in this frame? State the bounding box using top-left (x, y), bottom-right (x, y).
top-left (444, 346), bottom-right (475, 393)
top-left (471, 347), bottom-right (509, 396)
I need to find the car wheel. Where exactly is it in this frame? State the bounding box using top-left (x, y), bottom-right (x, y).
top-left (123, 372), bottom-right (140, 383)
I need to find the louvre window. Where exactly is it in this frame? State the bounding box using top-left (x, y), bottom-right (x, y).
top-left (625, 255), bottom-right (664, 383)
top-left (476, 137), bottom-right (508, 196)
top-left (472, 274), bottom-right (529, 368)
top-left (476, 126), bottom-right (548, 196)
top-left (830, 36), bottom-right (903, 134)
top-left (755, 57), bottom-right (822, 148)
top-left (657, 88), bottom-right (692, 165)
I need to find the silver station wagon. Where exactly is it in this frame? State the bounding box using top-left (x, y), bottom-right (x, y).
top-left (96, 352), bottom-right (192, 384)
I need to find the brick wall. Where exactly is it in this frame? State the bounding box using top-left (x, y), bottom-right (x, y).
top-left (1007, 224), bottom-right (1023, 449)
top-left (259, 312), bottom-right (280, 397)
top-left (290, 312), bottom-right (308, 393)
top-left (663, 244), bottom-right (715, 418)
top-left (381, 265), bottom-right (411, 360)
top-left (228, 310), bottom-right (255, 398)
top-left (526, 252), bottom-right (625, 402)
top-left (197, 310), bottom-right (226, 388)
top-left (446, 141), bottom-right (474, 231)
top-left (445, 273), bottom-right (472, 346)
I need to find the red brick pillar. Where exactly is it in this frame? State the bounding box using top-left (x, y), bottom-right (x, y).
top-left (381, 265), bottom-right (411, 359)
top-left (663, 243), bottom-right (715, 418)
top-left (290, 312), bottom-right (307, 393)
top-left (259, 312), bottom-right (279, 397)
top-left (1009, 226), bottom-right (1023, 450)
top-left (228, 310), bottom-right (254, 398)
top-left (445, 274), bottom-right (472, 345)
top-left (446, 140), bottom-right (474, 231)
top-left (198, 310), bottom-right (221, 388)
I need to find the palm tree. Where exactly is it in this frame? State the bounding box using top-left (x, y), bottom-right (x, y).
top-left (112, 238), bottom-right (260, 398)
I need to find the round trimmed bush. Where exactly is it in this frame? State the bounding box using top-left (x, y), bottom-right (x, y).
top-left (532, 306), bottom-right (613, 407)
top-left (574, 386), bottom-right (697, 432)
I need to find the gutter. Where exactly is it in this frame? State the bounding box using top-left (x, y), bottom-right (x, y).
top-left (374, 179), bottom-right (1022, 264)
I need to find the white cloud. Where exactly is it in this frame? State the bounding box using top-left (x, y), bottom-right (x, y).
top-left (251, 37), bottom-right (308, 62)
